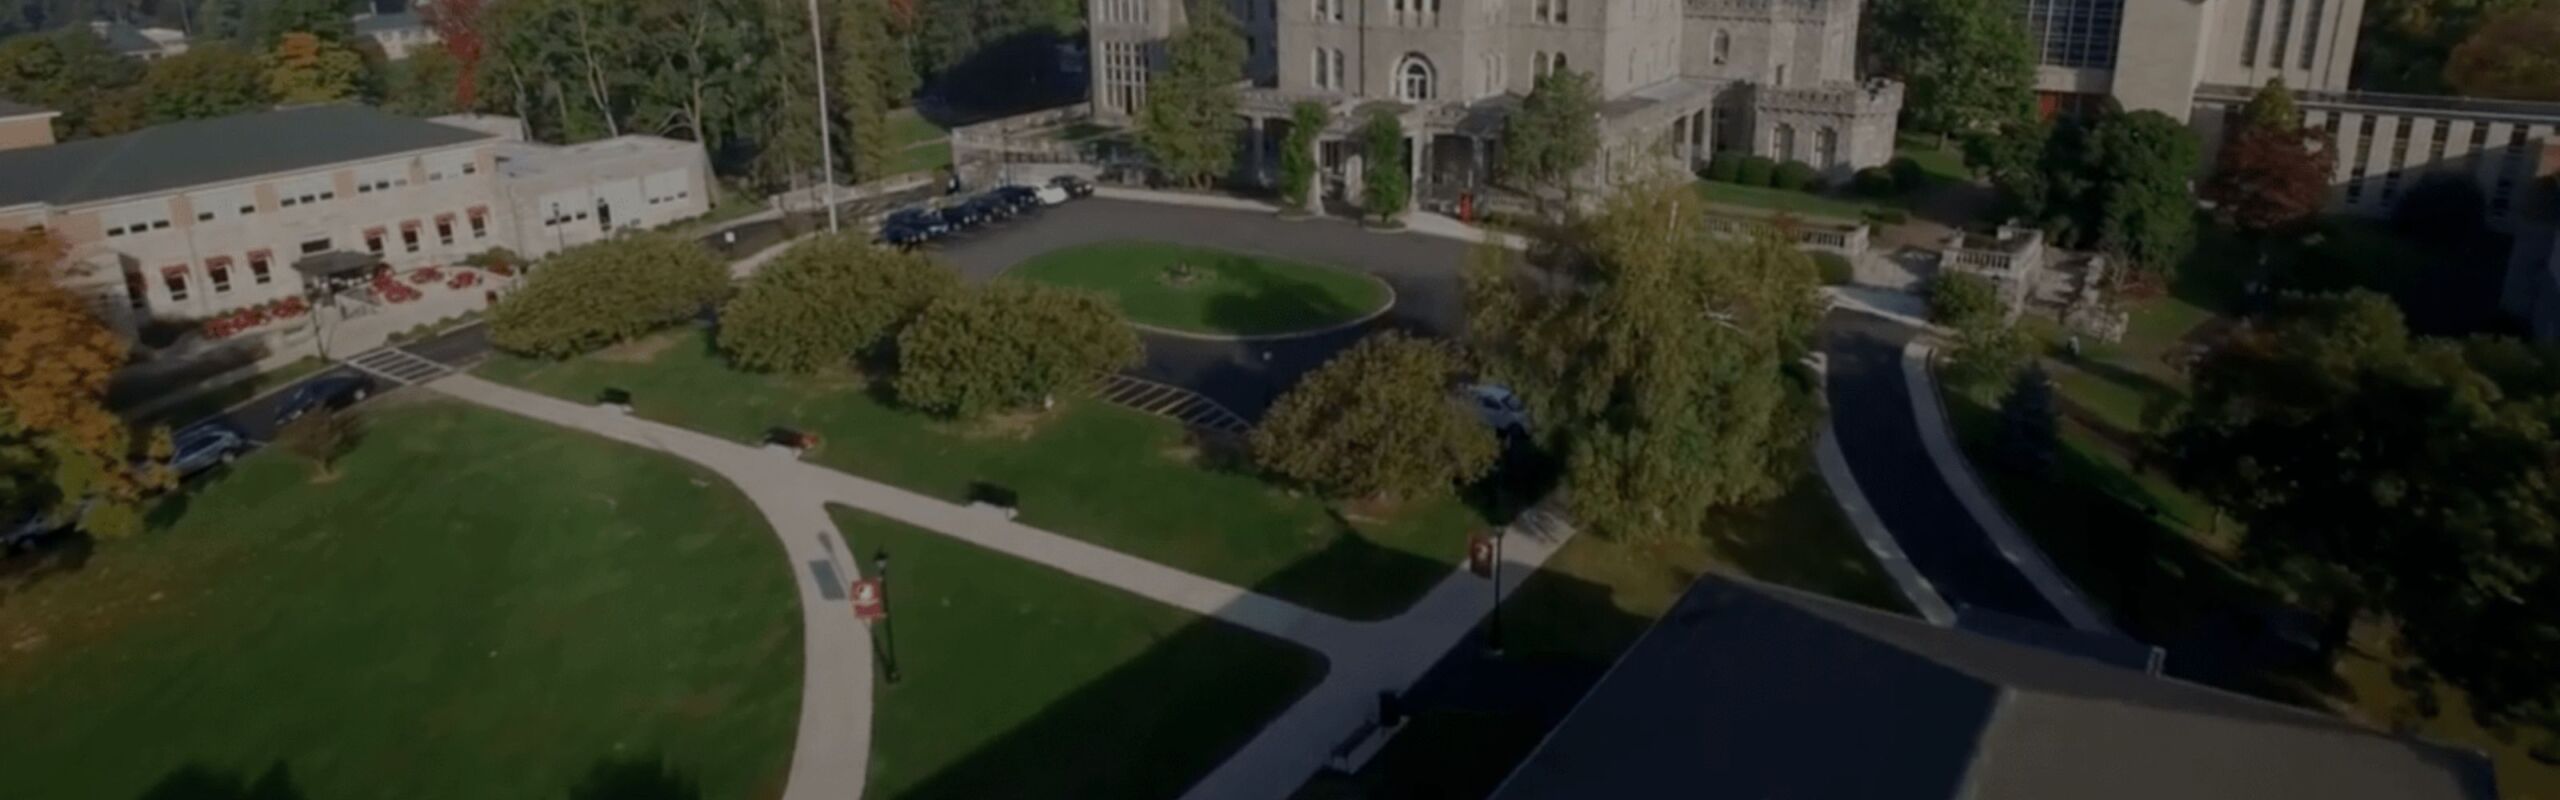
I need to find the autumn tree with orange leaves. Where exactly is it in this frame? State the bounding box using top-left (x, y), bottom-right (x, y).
top-left (2, 230), bottom-right (166, 539)
top-left (423, 0), bottom-right (489, 111)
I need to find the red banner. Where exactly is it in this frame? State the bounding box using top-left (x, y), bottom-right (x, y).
top-left (851, 578), bottom-right (886, 622)
top-left (1467, 534), bottom-right (1497, 578)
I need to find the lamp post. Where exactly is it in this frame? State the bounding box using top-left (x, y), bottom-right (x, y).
top-left (1486, 530), bottom-right (1504, 657)
top-left (874, 547), bottom-right (901, 684)
top-left (806, 0), bottom-right (840, 233)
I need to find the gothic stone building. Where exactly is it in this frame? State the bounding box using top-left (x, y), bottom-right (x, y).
top-left (1089, 0), bottom-right (1901, 202)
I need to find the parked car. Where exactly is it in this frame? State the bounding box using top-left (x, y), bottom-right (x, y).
top-left (993, 185), bottom-right (1043, 213)
top-left (1034, 184), bottom-right (1071, 205)
top-left (1049, 175), bottom-right (1096, 199)
top-left (274, 374), bottom-right (377, 425)
top-left (936, 202), bottom-right (985, 229)
top-left (168, 422), bottom-right (249, 477)
top-left (885, 208), bottom-right (948, 238)
top-left (3, 502), bottom-right (83, 554)
top-left (957, 195), bottom-right (1011, 223)
top-left (877, 221), bottom-right (933, 248)
top-left (1461, 384), bottom-right (1531, 434)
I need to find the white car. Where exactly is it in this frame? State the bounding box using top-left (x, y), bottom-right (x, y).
top-left (1034, 185), bottom-right (1071, 206)
top-left (1462, 384), bottom-right (1531, 433)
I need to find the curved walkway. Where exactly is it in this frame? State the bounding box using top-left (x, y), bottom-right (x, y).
top-left (428, 372), bottom-right (1580, 800)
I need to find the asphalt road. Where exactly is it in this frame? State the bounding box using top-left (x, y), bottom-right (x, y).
top-left (1822, 310), bottom-right (2067, 625)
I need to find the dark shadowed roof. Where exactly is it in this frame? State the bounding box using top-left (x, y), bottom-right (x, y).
top-left (1489, 574), bottom-right (2498, 800)
top-left (0, 104), bottom-right (490, 208)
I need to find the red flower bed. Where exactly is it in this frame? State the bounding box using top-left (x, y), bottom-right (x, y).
top-left (408, 267), bottom-right (444, 285)
top-left (371, 271), bottom-right (422, 304)
top-left (446, 271), bottom-right (480, 290)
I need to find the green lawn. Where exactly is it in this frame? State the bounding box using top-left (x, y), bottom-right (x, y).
top-left (1005, 240), bottom-right (1392, 336)
top-left (839, 506), bottom-right (1326, 799)
top-left (1695, 181), bottom-right (1892, 223)
top-left (1892, 133), bottom-right (1971, 184)
top-left (887, 109), bottom-right (947, 150)
top-left (1294, 474), bottom-right (1910, 799)
top-left (890, 140), bottom-right (954, 177)
top-left (0, 401), bottom-right (800, 799)
top-left (476, 330), bottom-right (1479, 620)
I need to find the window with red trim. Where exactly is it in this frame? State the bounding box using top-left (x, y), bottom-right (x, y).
top-left (248, 250), bottom-right (273, 285)
top-left (207, 256), bottom-right (233, 293)
top-left (400, 220), bottom-right (421, 253)
top-left (364, 227), bottom-right (387, 255)
top-left (435, 214), bottom-right (455, 245)
top-left (161, 265), bottom-right (190, 301)
top-left (467, 207), bottom-right (489, 238)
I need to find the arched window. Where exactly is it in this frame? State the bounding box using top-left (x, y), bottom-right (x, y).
top-left (1815, 127), bottom-right (1839, 170)
top-left (1774, 123), bottom-right (1797, 161)
top-left (1713, 30), bottom-right (1731, 65)
top-left (1400, 55), bottom-right (1437, 101)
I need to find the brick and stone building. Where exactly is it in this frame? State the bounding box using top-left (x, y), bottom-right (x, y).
top-left (0, 104), bottom-right (713, 340)
top-left (1088, 0), bottom-right (1902, 203)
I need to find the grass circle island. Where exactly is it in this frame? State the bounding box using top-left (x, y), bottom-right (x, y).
top-left (1005, 240), bottom-right (1392, 338)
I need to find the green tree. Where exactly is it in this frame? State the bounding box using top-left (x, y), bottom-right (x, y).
top-left (1465, 177), bottom-right (1824, 541)
top-left (136, 42), bottom-right (269, 123)
top-left (0, 28), bottom-right (142, 139)
top-left (893, 282), bottom-right (1143, 418)
top-left (1136, 0), bottom-right (1244, 187)
top-left (2, 229), bottom-right (166, 540)
top-left (2358, 0), bottom-right (2531, 93)
top-left (1927, 271), bottom-right (2003, 326)
top-left (263, 31), bottom-right (366, 104)
top-left (1359, 109), bottom-right (1409, 224)
top-left (2084, 110), bottom-right (2201, 276)
top-left (489, 232), bottom-right (731, 359)
top-left (717, 234), bottom-right (959, 373)
top-left (276, 406), bottom-right (362, 481)
top-left (254, 0), bottom-right (357, 44)
top-left (2446, 3), bottom-right (2560, 100)
top-left (380, 43), bottom-right (467, 116)
top-left (1278, 101), bottom-right (1326, 210)
top-left (1868, 0), bottom-right (2035, 138)
top-left (2201, 80), bottom-right (2334, 237)
top-left (1496, 68), bottom-right (1600, 206)
top-left (1995, 364), bottom-right (2058, 476)
top-left (1250, 332), bottom-right (1499, 502)
top-left (2165, 291), bottom-right (2560, 724)
top-left (836, 0), bottom-right (902, 180)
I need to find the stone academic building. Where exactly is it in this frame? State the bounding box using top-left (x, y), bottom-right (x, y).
top-left (1088, 0), bottom-right (1904, 202)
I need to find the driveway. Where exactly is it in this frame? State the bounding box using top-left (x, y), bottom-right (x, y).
top-left (927, 198), bottom-right (1476, 417)
top-left (1821, 310), bottom-right (2067, 625)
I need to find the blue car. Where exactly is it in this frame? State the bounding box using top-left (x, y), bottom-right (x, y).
top-left (274, 374), bottom-right (377, 425)
top-left (168, 422), bottom-right (249, 477)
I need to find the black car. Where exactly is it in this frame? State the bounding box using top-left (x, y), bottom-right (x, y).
top-left (884, 208), bottom-right (948, 237)
top-left (936, 203), bottom-right (985, 229)
top-left (1049, 175), bottom-right (1096, 198)
top-left (274, 373), bottom-right (378, 425)
top-left (876, 222), bottom-right (932, 248)
top-left (992, 185), bottom-right (1042, 213)
top-left (965, 193), bottom-right (1018, 221)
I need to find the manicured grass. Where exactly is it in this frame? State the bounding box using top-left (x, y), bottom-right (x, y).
top-left (476, 330), bottom-right (1479, 620)
top-left (1695, 181), bottom-right (1891, 223)
top-left (837, 506), bottom-right (1326, 799)
top-left (890, 140), bottom-right (954, 177)
top-left (887, 109), bottom-right (948, 150)
top-left (1006, 240), bottom-right (1392, 336)
top-left (1893, 133), bottom-right (1971, 184)
top-left (0, 401), bottom-right (800, 799)
top-left (1293, 474), bottom-right (1911, 798)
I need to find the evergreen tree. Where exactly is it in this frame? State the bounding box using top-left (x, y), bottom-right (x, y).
top-left (1278, 101), bottom-right (1326, 210)
top-left (1360, 109), bottom-right (1409, 223)
top-left (1137, 0), bottom-right (1244, 187)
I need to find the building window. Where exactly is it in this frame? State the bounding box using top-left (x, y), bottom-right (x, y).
top-left (2381, 116), bottom-right (2412, 203)
top-left (365, 227), bottom-right (387, 255)
top-left (1815, 127), bottom-right (1840, 170)
top-left (2300, 0), bottom-right (2326, 69)
top-left (1774, 123), bottom-right (1797, 161)
top-left (161, 265), bottom-right (190, 302)
top-left (124, 266), bottom-right (147, 309)
top-left (301, 237), bottom-right (331, 255)
top-left (249, 250), bottom-right (273, 285)
top-left (2427, 118), bottom-right (2450, 168)
top-left (1399, 55), bottom-right (1436, 101)
top-left (401, 222), bottom-right (422, 253)
top-left (2493, 125), bottom-right (2531, 215)
top-left (1775, 64), bottom-right (1788, 87)
top-left (1713, 30), bottom-right (1731, 65)
top-left (207, 258), bottom-right (233, 294)
top-left (197, 210), bottom-right (215, 222)
top-left (2020, 0), bottom-right (2123, 70)
top-left (2241, 0), bottom-right (2266, 66)
top-left (436, 215), bottom-right (456, 246)
top-left (2345, 114), bottom-right (2375, 203)
top-left (2270, 0), bottom-right (2296, 70)
top-left (469, 207), bottom-right (490, 238)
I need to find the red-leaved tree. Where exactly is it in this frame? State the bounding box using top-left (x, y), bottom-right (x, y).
top-left (2202, 79), bottom-right (2335, 236)
top-left (423, 0), bottom-right (488, 111)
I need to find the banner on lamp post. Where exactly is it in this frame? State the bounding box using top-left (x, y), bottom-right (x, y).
top-left (1467, 534), bottom-right (1498, 578)
top-left (851, 578), bottom-right (886, 622)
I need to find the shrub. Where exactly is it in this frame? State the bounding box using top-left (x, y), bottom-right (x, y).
top-left (1250, 332), bottom-right (1498, 502)
top-left (893, 282), bottom-right (1144, 418)
top-left (1852, 166), bottom-right (1898, 197)
top-left (489, 232), bottom-right (728, 359)
top-left (1735, 155), bottom-right (1777, 187)
top-left (1942, 321), bottom-right (2033, 391)
top-left (717, 234), bottom-right (959, 373)
top-left (1703, 151), bottom-right (1745, 183)
top-left (277, 406), bottom-right (362, 480)
top-left (1887, 156), bottom-right (1928, 191)
top-left (1771, 161), bottom-right (1820, 191)
top-left (1928, 272), bottom-right (2003, 326)
top-left (1810, 252), bottom-right (1855, 286)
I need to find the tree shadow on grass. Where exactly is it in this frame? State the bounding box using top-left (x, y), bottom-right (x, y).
top-left (564, 754), bottom-right (701, 800)
top-left (1197, 255), bottom-right (1380, 336)
top-left (135, 762), bottom-right (304, 800)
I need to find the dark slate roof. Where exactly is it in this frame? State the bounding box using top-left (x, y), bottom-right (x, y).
top-left (1489, 574), bottom-right (2499, 800)
top-left (0, 104), bottom-right (491, 208)
top-left (0, 97), bottom-right (51, 119)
